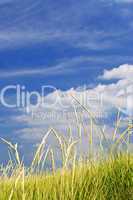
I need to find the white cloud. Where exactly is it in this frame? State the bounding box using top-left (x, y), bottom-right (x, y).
top-left (11, 63), bottom-right (132, 144)
top-left (100, 64), bottom-right (133, 80)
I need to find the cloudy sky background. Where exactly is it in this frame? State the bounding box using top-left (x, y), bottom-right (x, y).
top-left (0, 0), bottom-right (133, 164)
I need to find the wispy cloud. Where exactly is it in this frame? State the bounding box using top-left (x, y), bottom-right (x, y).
top-left (0, 0), bottom-right (13, 5)
top-left (0, 63), bottom-right (71, 78)
top-left (0, 0), bottom-right (132, 50)
top-left (0, 29), bottom-right (115, 51)
top-left (0, 56), bottom-right (93, 78)
top-left (115, 0), bottom-right (133, 3)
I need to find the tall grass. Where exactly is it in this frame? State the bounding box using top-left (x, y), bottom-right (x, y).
top-left (0, 96), bottom-right (132, 199)
top-left (0, 154), bottom-right (132, 200)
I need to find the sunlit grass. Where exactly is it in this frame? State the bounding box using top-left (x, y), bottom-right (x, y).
top-left (0, 154), bottom-right (132, 200)
top-left (0, 97), bottom-right (133, 199)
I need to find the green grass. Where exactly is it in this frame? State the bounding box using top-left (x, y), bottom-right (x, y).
top-left (0, 154), bottom-right (132, 200)
top-left (0, 98), bottom-right (133, 199)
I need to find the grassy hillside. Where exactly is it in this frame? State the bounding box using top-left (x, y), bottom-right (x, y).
top-left (0, 154), bottom-right (132, 200)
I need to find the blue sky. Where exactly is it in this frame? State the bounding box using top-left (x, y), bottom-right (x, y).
top-left (0, 0), bottom-right (133, 164)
